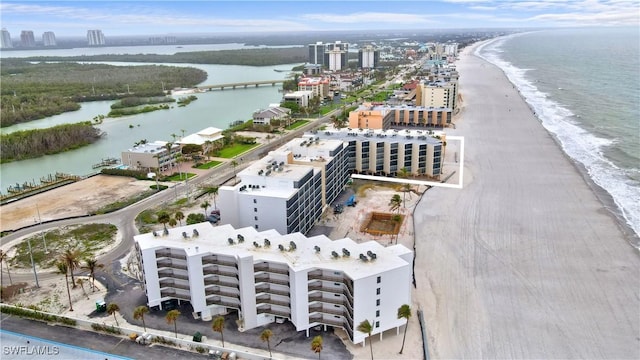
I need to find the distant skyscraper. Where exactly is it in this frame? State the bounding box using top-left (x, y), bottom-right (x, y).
top-left (20, 30), bottom-right (36, 47)
top-left (308, 42), bottom-right (325, 66)
top-left (358, 45), bottom-right (380, 69)
top-left (324, 41), bottom-right (348, 70)
top-left (42, 31), bottom-right (57, 47)
top-left (87, 30), bottom-right (105, 46)
top-left (1, 28), bottom-right (13, 49)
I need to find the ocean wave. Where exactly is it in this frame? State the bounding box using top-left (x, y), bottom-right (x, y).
top-left (475, 35), bottom-right (640, 240)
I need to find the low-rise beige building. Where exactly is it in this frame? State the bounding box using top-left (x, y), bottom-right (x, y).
top-left (348, 104), bottom-right (452, 129)
top-left (121, 141), bottom-right (180, 172)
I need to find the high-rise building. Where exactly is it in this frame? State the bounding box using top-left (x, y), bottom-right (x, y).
top-left (42, 31), bottom-right (57, 47)
top-left (1, 28), bottom-right (13, 49)
top-left (324, 41), bottom-right (348, 70)
top-left (308, 42), bottom-right (325, 66)
top-left (358, 45), bottom-right (380, 69)
top-left (87, 30), bottom-right (105, 46)
top-left (20, 30), bottom-right (36, 47)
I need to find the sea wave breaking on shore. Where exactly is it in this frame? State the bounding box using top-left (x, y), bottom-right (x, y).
top-left (474, 35), bottom-right (640, 243)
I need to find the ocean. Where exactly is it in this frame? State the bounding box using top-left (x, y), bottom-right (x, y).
top-left (476, 27), bottom-right (640, 241)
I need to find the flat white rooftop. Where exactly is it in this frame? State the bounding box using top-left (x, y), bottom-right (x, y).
top-left (135, 223), bottom-right (412, 281)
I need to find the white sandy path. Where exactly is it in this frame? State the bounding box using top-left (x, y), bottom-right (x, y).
top-left (415, 43), bottom-right (640, 359)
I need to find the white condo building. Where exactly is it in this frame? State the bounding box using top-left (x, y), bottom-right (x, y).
top-left (219, 136), bottom-right (350, 235)
top-left (87, 29), bottom-right (105, 46)
top-left (135, 222), bottom-right (413, 344)
top-left (358, 45), bottom-right (379, 69)
top-left (1, 28), bottom-right (13, 49)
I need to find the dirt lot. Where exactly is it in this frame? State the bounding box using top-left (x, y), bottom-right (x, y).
top-left (1, 175), bottom-right (153, 232)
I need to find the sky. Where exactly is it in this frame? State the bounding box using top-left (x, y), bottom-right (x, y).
top-left (1, 0), bottom-right (638, 37)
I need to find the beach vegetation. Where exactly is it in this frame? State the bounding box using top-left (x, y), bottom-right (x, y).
top-left (107, 302), bottom-right (120, 326)
top-left (82, 257), bottom-right (104, 292)
top-left (211, 316), bottom-right (225, 347)
top-left (397, 304), bottom-right (411, 354)
top-left (186, 213), bottom-right (206, 225)
top-left (133, 305), bottom-right (149, 332)
top-left (357, 319), bottom-right (374, 360)
top-left (166, 309), bottom-right (181, 338)
top-left (55, 261), bottom-right (73, 312)
top-left (311, 335), bottom-right (323, 359)
top-left (260, 328), bottom-right (273, 358)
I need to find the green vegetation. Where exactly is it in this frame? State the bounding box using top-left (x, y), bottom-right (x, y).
top-left (194, 161), bottom-right (222, 169)
top-left (1, 61), bottom-right (207, 126)
top-left (1, 122), bottom-right (103, 163)
top-left (91, 323), bottom-right (122, 334)
top-left (110, 96), bottom-right (175, 109)
top-left (285, 120), bottom-right (309, 130)
top-left (165, 173), bottom-right (196, 181)
top-left (0, 304), bottom-right (77, 326)
top-left (17, 47), bottom-right (307, 67)
top-left (227, 119), bottom-right (253, 132)
top-left (217, 143), bottom-right (258, 158)
top-left (9, 224), bottom-right (117, 269)
top-left (101, 168), bottom-right (150, 180)
top-left (93, 189), bottom-right (160, 214)
top-left (177, 95), bottom-right (198, 106)
top-left (108, 103), bottom-right (171, 117)
top-left (187, 213), bottom-right (206, 224)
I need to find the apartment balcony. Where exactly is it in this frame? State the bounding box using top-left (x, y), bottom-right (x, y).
top-left (308, 271), bottom-right (346, 283)
top-left (159, 280), bottom-right (190, 291)
top-left (156, 259), bottom-right (187, 271)
top-left (203, 266), bottom-right (238, 278)
top-left (204, 277), bottom-right (239, 289)
top-left (202, 258), bottom-right (237, 268)
top-left (256, 305), bottom-right (290, 318)
top-left (205, 287), bottom-right (240, 299)
top-left (308, 313), bottom-right (350, 330)
top-left (308, 304), bottom-right (345, 316)
top-left (206, 297), bottom-right (241, 310)
top-left (255, 284), bottom-right (290, 297)
top-left (254, 263), bottom-right (289, 275)
top-left (256, 294), bottom-right (290, 308)
top-left (254, 274), bottom-right (289, 286)
top-left (155, 251), bottom-right (187, 261)
top-left (307, 282), bottom-right (343, 295)
top-left (160, 289), bottom-right (191, 301)
top-left (158, 270), bottom-right (189, 281)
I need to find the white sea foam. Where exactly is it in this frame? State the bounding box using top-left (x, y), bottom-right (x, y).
top-left (475, 35), bottom-right (640, 240)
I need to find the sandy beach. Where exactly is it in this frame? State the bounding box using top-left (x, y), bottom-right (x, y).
top-left (413, 42), bottom-right (640, 359)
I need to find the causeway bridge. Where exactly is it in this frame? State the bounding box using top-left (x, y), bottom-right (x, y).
top-left (197, 79), bottom-right (285, 91)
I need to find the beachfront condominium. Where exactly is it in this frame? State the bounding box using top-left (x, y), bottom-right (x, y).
top-left (282, 90), bottom-right (313, 108)
top-left (87, 30), bottom-right (105, 46)
top-left (308, 41), bottom-right (348, 70)
top-left (348, 103), bottom-right (452, 129)
top-left (313, 127), bottom-right (443, 178)
top-left (120, 141), bottom-right (180, 172)
top-left (20, 30), bottom-right (35, 47)
top-left (219, 136), bottom-right (350, 235)
top-left (358, 45), bottom-right (380, 69)
top-left (42, 31), bottom-right (57, 47)
top-left (416, 81), bottom-right (457, 109)
top-left (308, 42), bottom-right (326, 66)
top-left (135, 222), bottom-right (413, 345)
top-left (297, 77), bottom-right (330, 99)
top-left (1, 28), bottom-right (12, 49)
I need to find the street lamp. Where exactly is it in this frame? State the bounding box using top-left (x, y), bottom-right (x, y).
top-left (35, 203), bottom-right (48, 253)
top-left (27, 237), bottom-right (39, 288)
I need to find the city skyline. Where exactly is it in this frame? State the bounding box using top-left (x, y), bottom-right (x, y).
top-left (0, 0), bottom-right (637, 37)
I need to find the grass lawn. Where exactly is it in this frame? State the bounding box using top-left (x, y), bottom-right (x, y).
top-left (285, 120), bottom-right (309, 130)
top-left (9, 223), bottom-right (117, 269)
top-left (217, 143), bottom-right (258, 158)
top-left (195, 160), bottom-right (222, 169)
top-left (165, 172), bottom-right (197, 181)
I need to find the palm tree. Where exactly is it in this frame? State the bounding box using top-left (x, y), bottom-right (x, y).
top-left (210, 186), bottom-right (219, 210)
top-left (0, 249), bottom-right (12, 286)
top-left (397, 304), bottom-right (412, 354)
top-left (357, 319), bottom-right (374, 360)
top-left (83, 257), bottom-right (104, 292)
top-left (168, 218), bottom-right (177, 227)
top-left (201, 200), bottom-right (211, 216)
top-left (61, 247), bottom-right (81, 288)
top-left (389, 194), bottom-right (402, 214)
top-left (170, 133), bottom-right (178, 142)
top-left (230, 160), bottom-right (239, 181)
top-left (133, 305), bottom-right (149, 332)
top-left (166, 309), bottom-right (181, 338)
top-left (107, 302), bottom-right (120, 326)
top-left (174, 211), bottom-right (185, 226)
top-left (397, 167), bottom-right (410, 208)
top-left (311, 335), bottom-right (323, 359)
top-left (55, 262), bottom-right (73, 311)
top-left (157, 211), bottom-right (171, 231)
top-left (260, 328), bottom-right (273, 359)
top-left (212, 316), bottom-right (225, 347)
top-left (76, 278), bottom-right (89, 299)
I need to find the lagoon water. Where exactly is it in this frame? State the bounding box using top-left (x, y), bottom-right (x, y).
top-left (476, 27), bottom-right (640, 237)
top-left (0, 59), bottom-right (300, 192)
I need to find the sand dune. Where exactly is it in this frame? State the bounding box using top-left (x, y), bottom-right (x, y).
top-left (415, 43), bottom-right (640, 359)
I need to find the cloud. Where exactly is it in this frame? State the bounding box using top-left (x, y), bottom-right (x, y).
top-left (301, 12), bottom-right (436, 24)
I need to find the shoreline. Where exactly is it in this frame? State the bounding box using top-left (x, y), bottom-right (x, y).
top-left (473, 34), bottom-right (639, 245)
top-left (417, 39), bottom-right (640, 359)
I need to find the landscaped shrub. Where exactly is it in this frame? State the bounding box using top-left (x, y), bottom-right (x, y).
top-left (101, 168), bottom-right (149, 180)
